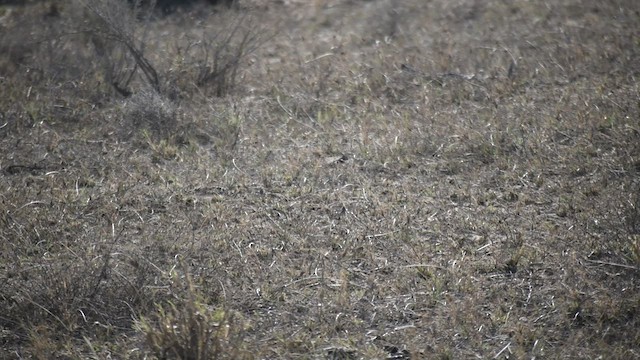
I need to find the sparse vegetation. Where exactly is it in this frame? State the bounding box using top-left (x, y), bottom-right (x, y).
top-left (1, 0), bottom-right (639, 358)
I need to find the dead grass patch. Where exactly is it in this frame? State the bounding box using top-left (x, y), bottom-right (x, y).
top-left (1, 0), bottom-right (638, 358)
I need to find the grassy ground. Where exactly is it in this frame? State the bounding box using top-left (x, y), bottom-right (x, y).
top-left (1, 0), bottom-right (639, 358)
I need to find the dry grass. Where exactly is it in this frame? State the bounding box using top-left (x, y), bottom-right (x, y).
top-left (1, 0), bottom-right (639, 358)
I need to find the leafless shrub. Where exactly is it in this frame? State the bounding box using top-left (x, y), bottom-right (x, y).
top-left (76, 0), bottom-right (269, 98)
top-left (77, 0), bottom-right (160, 95)
top-left (194, 13), bottom-right (264, 97)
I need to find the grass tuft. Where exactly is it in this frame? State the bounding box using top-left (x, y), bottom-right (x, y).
top-left (137, 267), bottom-right (251, 359)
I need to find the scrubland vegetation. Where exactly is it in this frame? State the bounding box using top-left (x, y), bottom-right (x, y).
top-left (0, 0), bottom-right (639, 358)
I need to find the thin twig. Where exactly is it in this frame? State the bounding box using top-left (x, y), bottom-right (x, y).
top-left (585, 258), bottom-right (639, 271)
top-left (493, 342), bottom-right (511, 359)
